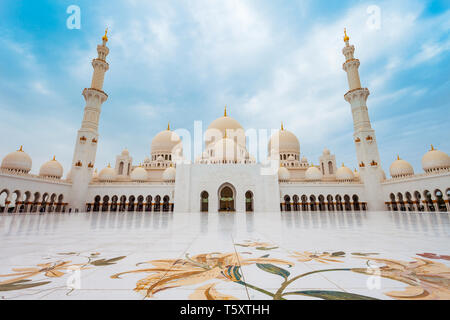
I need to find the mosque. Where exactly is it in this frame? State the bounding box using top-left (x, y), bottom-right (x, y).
top-left (0, 30), bottom-right (449, 214)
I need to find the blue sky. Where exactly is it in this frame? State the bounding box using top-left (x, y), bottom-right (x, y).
top-left (0, 0), bottom-right (449, 176)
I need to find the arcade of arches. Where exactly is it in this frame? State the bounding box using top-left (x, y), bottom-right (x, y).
top-left (386, 189), bottom-right (450, 212)
top-left (281, 194), bottom-right (367, 212)
top-left (0, 189), bottom-right (67, 213)
top-left (86, 195), bottom-right (174, 213)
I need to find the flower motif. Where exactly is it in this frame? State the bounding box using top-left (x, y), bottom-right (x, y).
top-left (0, 261), bottom-right (86, 285)
top-left (417, 253), bottom-right (450, 261)
top-left (111, 252), bottom-right (292, 298)
top-left (236, 241), bottom-right (273, 248)
top-left (290, 251), bottom-right (345, 264)
top-left (189, 283), bottom-right (238, 300)
top-left (352, 257), bottom-right (450, 300)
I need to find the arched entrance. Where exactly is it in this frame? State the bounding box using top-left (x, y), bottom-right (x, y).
top-left (245, 191), bottom-right (253, 212)
top-left (201, 191), bottom-right (209, 213)
top-left (219, 184), bottom-right (235, 212)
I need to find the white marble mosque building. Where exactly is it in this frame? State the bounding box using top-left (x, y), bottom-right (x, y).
top-left (0, 30), bottom-right (449, 214)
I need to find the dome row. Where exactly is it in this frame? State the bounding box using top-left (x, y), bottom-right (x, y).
top-left (96, 164), bottom-right (176, 183)
top-left (389, 146), bottom-right (450, 178)
top-left (0, 147), bottom-right (64, 178)
top-left (279, 163), bottom-right (357, 182)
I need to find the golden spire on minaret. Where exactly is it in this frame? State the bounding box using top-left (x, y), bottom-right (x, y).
top-left (224, 105), bottom-right (227, 117)
top-left (343, 28), bottom-right (349, 42)
top-left (102, 28), bottom-right (108, 42)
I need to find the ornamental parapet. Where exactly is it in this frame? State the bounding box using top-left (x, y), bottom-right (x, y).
top-left (82, 87), bottom-right (108, 103)
top-left (0, 169), bottom-right (72, 185)
top-left (342, 58), bottom-right (360, 71)
top-left (344, 87), bottom-right (369, 102)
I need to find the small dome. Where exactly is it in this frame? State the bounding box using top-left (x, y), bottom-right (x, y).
top-left (278, 166), bottom-right (290, 182)
top-left (301, 156), bottom-right (308, 163)
top-left (323, 148), bottom-right (330, 155)
top-left (99, 164), bottom-right (116, 182)
top-left (131, 166), bottom-right (148, 182)
top-left (268, 127), bottom-right (300, 154)
top-left (353, 169), bottom-right (360, 180)
top-left (336, 164), bottom-right (354, 182)
top-left (151, 127), bottom-right (182, 155)
top-left (39, 156), bottom-right (63, 179)
top-left (214, 138), bottom-right (237, 161)
top-left (422, 145), bottom-right (450, 173)
top-left (390, 156), bottom-right (414, 178)
top-left (1, 146), bottom-right (32, 173)
top-left (121, 148), bottom-right (130, 156)
top-left (91, 168), bottom-right (98, 181)
top-left (305, 165), bottom-right (323, 181)
top-left (163, 166), bottom-right (176, 182)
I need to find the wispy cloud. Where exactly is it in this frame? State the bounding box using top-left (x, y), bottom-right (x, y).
top-left (0, 0), bottom-right (448, 176)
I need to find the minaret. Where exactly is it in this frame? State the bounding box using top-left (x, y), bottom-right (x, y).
top-left (342, 29), bottom-right (384, 211)
top-left (69, 30), bottom-right (110, 212)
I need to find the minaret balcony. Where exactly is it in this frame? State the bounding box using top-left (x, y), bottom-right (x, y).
top-left (92, 58), bottom-right (109, 71)
top-left (344, 87), bottom-right (369, 103)
top-left (342, 58), bottom-right (360, 71)
top-left (83, 88), bottom-right (108, 103)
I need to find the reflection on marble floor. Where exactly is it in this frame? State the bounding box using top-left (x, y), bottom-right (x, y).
top-left (0, 211), bottom-right (449, 300)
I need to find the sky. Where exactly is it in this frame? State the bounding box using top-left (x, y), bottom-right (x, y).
top-left (0, 0), bottom-right (449, 177)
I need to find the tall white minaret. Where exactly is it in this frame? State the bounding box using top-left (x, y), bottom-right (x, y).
top-left (69, 30), bottom-right (110, 212)
top-left (342, 29), bottom-right (384, 211)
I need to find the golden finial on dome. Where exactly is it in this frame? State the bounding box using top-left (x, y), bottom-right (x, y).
top-left (281, 122), bottom-right (284, 131)
top-left (342, 162), bottom-right (345, 167)
top-left (344, 28), bottom-right (349, 42)
top-left (107, 163), bottom-right (111, 168)
top-left (167, 122), bottom-right (171, 131)
top-left (102, 28), bottom-right (108, 42)
top-left (53, 155), bottom-right (56, 161)
top-left (18, 145), bottom-right (23, 152)
top-left (430, 144), bottom-right (435, 151)
top-left (224, 105), bottom-right (227, 117)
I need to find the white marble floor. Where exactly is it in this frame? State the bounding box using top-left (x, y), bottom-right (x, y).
top-left (0, 211), bottom-right (449, 300)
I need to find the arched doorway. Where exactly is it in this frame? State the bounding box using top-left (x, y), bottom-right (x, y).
top-left (93, 195), bottom-right (101, 212)
top-left (424, 190), bottom-right (434, 211)
top-left (137, 195), bottom-right (144, 212)
top-left (284, 195), bottom-right (291, 212)
top-left (219, 184), bottom-right (235, 212)
top-left (245, 191), bottom-right (254, 212)
top-left (154, 195), bottom-right (161, 212)
top-left (201, 191), bottom-right (209, 213)
top-left (435, 190), bottom-right (446, 212)
top-left (292, 195), bottom-right (299, 212)
top-left (162, 196), bottom-right (170, 212)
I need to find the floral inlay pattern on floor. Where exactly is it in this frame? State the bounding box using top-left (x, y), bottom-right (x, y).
top-left (1, 245), bottom-right (449, 300)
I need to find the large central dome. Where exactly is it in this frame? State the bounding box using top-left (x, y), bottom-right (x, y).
top-left (205, 107), bottom-right (245, 147)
